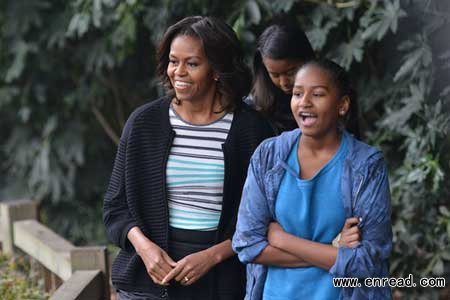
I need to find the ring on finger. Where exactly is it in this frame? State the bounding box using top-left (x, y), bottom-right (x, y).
top-left (184, 276), bottom-right (189, 282)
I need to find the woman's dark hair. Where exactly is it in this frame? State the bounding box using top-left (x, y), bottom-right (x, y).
top-left (300, 59), bottom-right (361, 139)
top-left (156, 16), bottom-right (251, 112)
top-left (252, 21), bottom-right (315, 114)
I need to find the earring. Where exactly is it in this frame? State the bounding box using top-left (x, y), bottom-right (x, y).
top-left (340, 110), bottom-right (346, 116)
top-left (214, 77), bottom-right (219, 81)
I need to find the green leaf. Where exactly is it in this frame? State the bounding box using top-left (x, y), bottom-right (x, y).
top-left (5, 40), bottom-right (36, 83)
top-left (85, 41), bottom-right (115, 72)
top-left (405, 167), bottom-right (426, 183)
top-left (232, 14), bottom-right (245, 38)
top-left (384, 0), bottom-right (407, 33)
top-left (17, 107), bottom-right (31, 123)
top-left (306, 27), bottom-right (328, 51)
top-left (306, 5), bottom-right (339, 51)
top-left (361, 22), bottom-right (381, 40)
top-left (240, 30), bottom-right (256, 43)
top-left (332, 33), bottom-right (365, 69)
top-left (380, 85), bottom-right (423, 130)
top-left (246, 0), bottom-right (261, 24)
top-left (67, 13), bottom-right (91, 38)
top-left (440, 86), bottom-right (450, 97)
top-left (439, 50), bottom-right (450, 70)
top-left (43, 116), bottom-right (58, 137)
top-left (432, 258), bottom-right (444, 276)
top-left (361, 0), bottom-right (407, 41)
top-left (438, 206), bottom-right (450, 217)
top-left (112, 12), bottom-right (136, 48)
top-left (442, 251), bottom-right (450, 261)
top-left (341, 6), bottom-right (356, 21)
top-left (393, 47), bottom-right (424, 81)
top-left (271, 0), bottom-right (295, 13)
top-left (92, 0), bottom-right (104, 28)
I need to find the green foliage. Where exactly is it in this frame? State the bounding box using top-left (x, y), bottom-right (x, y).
top-left (0, 252), bottom-right (48, 300)
top-left (1, 0), bottom-right (449, 298)
top-left (360, 0), bottom-right (406, 41)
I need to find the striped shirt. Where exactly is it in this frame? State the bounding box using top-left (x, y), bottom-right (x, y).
top-left (166, 105), bottom-right (233, 231)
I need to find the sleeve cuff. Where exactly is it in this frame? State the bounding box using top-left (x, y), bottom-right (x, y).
top-left (120, 222), bottom-right (138, 252)
top-left (237, 240), bottom-right (269, 264)
top-left (329, 246), bottom-right (353, 277)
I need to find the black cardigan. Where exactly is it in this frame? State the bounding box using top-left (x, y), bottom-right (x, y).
top-left (103, 97), bottom-right (274, 297)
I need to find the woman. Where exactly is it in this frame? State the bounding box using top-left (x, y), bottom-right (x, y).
top-left (103, 16), bottom-right (274, 300)
top-left (248, 21), bottom-right (315, 133)
top-left (233, 59), bottom-right (392, 299)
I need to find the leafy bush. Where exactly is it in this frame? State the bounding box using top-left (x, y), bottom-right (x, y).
top-left (0, 251), bottom-right (48, 300)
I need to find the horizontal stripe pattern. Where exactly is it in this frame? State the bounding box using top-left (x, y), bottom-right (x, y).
top-left (167, 106), bottom-right (233, 231)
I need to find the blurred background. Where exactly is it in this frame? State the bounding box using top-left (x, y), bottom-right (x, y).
top-left (0, 0), bottom-right (449, 299)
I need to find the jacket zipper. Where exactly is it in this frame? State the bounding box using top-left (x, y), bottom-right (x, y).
top-left (353, 174), bottom-right (364, 215)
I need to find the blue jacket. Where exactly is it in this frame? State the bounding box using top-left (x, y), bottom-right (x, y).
top-left (232, 129), bottom-right (392, 300)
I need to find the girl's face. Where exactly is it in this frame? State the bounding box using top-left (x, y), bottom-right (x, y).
top-left (167, 35), bottom-right (216, 104)
top-left (291, 64), bottom-right (349, 138)
top-left (262, 57), bottom-right (302, 95)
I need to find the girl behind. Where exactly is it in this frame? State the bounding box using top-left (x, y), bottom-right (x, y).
top-left (249, 21), bottom-right (315, 133)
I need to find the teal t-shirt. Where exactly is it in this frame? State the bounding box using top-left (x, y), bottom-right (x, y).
top-left (263, 134), bottom-right (348, 300)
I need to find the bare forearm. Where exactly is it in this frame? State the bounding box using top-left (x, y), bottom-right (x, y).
top-left (127, 226), bottom-right (153, 253)
top-left (205, 239), bottom-right (235, 265)
top-left (254, 245), bottom-right (310, 267)
top-left (272, 232), bottom-right (337, 270)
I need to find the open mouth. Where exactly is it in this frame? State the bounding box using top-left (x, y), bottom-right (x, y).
top-left (174, 81), bottom-right (192, 89)
top-left (299, 112), bottom-right (318, 127)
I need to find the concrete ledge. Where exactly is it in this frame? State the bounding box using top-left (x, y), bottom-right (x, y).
top-left (13, 219), bottom-right (74, 280)
top-left (50, 270), bottom-right (103, 300)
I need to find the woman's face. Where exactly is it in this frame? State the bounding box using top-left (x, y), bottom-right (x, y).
top-left (291, 64), bottom-right (349, 138)
top-left (262, 57), bottom-right (302, 95)
top-left (167, 35), bottom-right (216, 104)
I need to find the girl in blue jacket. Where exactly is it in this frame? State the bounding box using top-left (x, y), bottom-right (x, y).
top-left (233, 59), bottom-right (392, 300)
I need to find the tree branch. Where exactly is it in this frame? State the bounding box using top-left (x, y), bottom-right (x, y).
top-left (91, 105), bottom-right (120, 146)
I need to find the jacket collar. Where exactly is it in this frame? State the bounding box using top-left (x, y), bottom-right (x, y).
top-left (272, 128), bottom-right (382, 172)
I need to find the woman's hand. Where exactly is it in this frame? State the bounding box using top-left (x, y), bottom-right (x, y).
top-left (161, 249), bottom-right (217, 286)
top-left (137, 240), bottom-right (177, 285)
top-left (127, 226), bottom-right (176, 285)
top-left (337, 217), bottom-right (361, 248)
